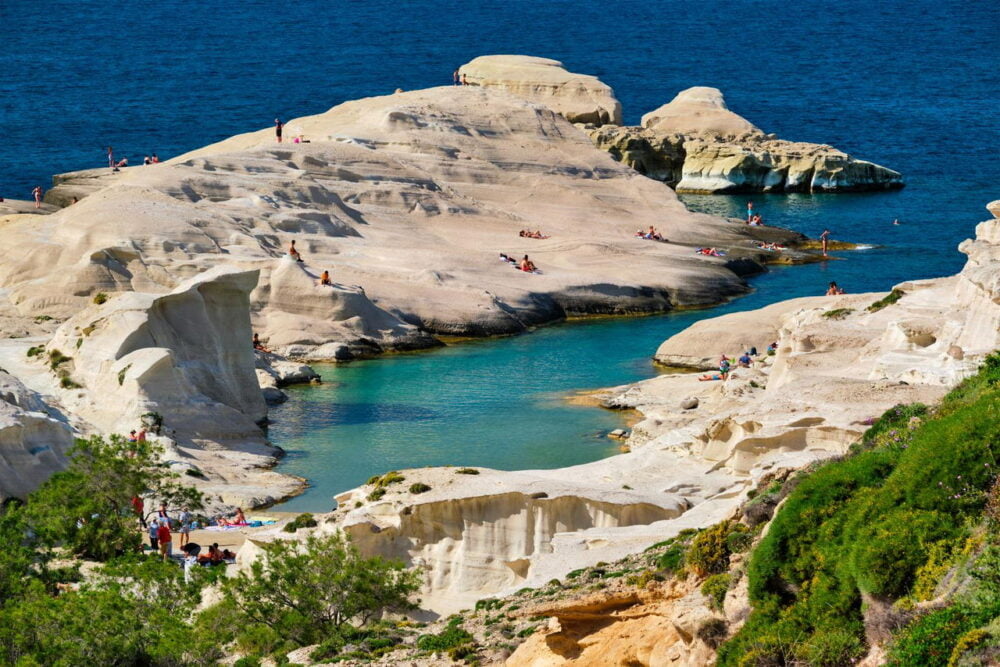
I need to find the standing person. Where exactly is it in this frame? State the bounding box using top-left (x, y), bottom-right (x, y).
top-left (156, 502), bottom-right (170, 526)
top-left (746, 201), bottom-right (754, 222)
top-left (820, 229), bottom-right (831, 257)
top-left (274, 118), bottom-right (283, 143)
top-left (131, 495), bottom-right (146, 529)
top-left (107, 146), bottom-right (114, 169)
top-left (31, 186), bottom-right (42, 208)
top-left (178, 507), bottom-right (192, 548)
top-left (147, 518), bottom-right (159, 551)
top-left (461, 73), bottom-right (469, 86)
top-left (137, 428), bottom-right (147, 444)
top-left (453, 69), bottom-right (460, 85)
top-left (157, 520), bottom-right (172, 561)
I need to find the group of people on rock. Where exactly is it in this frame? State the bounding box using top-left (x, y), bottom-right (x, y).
top-left (138, 502), bottom-right (194, 561)
top-left (452, 70), bottom-right (470, 86)
top-left (699, 347), bottom-right (763, 381)
top-left (519, 229), bottom-right (549, 239)
top-left (755, 241), bottom-right (785, 251)
top-left (635, 226), bottom-right (667, 242)
top-left (106, 146), bottom-right (161, 171)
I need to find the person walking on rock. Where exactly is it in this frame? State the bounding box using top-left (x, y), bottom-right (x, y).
top-left (275, 118), bottom-right (283, 143)
top-left (31, 186), bottom-right (42, 208)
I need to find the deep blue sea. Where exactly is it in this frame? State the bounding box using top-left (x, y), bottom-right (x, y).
top-left (3, 0), bottom-right (997, 510)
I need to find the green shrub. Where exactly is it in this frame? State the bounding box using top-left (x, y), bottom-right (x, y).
top-left (117, 364), bottom-right (132, 386)
top-left (867, 288), bottom-right (905, 312)
top-left (26, 345), bottom-right (44, 357)
top-left (701, 573), bottom-right (730, 610)
top-left (416, 618), bottom-right (472, 651)
top-left (409, 482), bottom-right (431, 494)
top-left (282, 513), bottom-right (318, 533)
top-left (800, 628), bottom-right (865, 666)
top-left (47, 349), bottom-right (71, 370)
top-left (887, 605), bottom-right (991, 665)
top-left (656, 545), bottom-right (685, 575)
top-left (456, 468), bottom-right (480, 475)
top-left (367, 487), bottom-right (386, 501)
top-left (687, 522), bottom-right (735, 576)
top-left (823, 307), bottom-right (854, 319)
top-left (726, 526), bottom-right (753, 553)
top-left (60, 376), bottom-right (82, 389)
top-left (92, 292), bottom-right (109, 305)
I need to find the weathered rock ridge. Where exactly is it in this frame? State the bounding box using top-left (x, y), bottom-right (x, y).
top-left (587, 86), bottom-right (904, 193)
top-left (458, 55), bottom-right (622, 126)
top-left (7, 85), bottom-right (800, 361)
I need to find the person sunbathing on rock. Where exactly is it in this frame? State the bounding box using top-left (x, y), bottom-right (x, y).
top-left (698, 247), bottom-right (723, 257)
top-left (750, 214), bottom-right (763, 225)
top-left (288, 240), bottom-right (303, 262)
top-left (520, 255), bottom-right (537, 272)
top-left (252, 333), bottom-right (271, 353)
top-left (319, 270), bottom-right (332, 286)
top-left (530, 230), bottom-right (549, 239)
top-left (826, 281), bottom-right (844, 295)
top-left (699, 373), bottom-right (723, 381)
top-left (114, 157), bottom-right (129, 168)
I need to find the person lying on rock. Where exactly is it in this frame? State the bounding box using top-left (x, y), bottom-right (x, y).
top-left (319, 270), bottom-right (332, 286)
top-left (699, 373), bottom-right (723, 381)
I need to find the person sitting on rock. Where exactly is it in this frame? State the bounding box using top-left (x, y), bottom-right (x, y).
top-left (826, 281), bottom-right (844, 295)
top-left (767, 342), bottom-right (778, 355)
top-left (288, 240), bottom-right (303, 262)
top-left (520, 255), bottom-right (537, 272)
top-left (738, 352), bottom-right (753, 368)
top-left (319, 270), bottom-right (332, 286)
top-left (750, 214), bottom-right (762, 225)
top-left (252, 332), bottom-right (271, 353)
top-left (151, 153), bottom-right (159, 163)
top-left (519, 230), bottom-right (527, 237)
top-left (114, 157), bottom-right (129, 168)
top-left (143, 156), bottom-right (152, 165)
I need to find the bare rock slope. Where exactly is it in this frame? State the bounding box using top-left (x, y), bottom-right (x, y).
top-left (4, 86), bottom-right (796, 360)
top-left (588, 86), bottom-right (903, 193)
top-left (459, 55), bottom-right (622, 126)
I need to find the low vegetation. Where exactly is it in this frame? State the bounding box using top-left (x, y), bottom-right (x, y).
top-left (718, 352), bottom-right (1000, 665)
top-left (867, 287), bottom-right (905, 312)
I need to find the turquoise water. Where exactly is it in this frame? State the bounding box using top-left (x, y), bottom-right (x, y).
top-left (3, 0), bottom-right (995, 510)
top-left (269, 207), bottom-right (960, 512)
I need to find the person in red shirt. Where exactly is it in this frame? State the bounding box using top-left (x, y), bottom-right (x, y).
top-left (131, 495), bottom-right (145, 528)
top-left (157, 521), bottom-right (172, 561)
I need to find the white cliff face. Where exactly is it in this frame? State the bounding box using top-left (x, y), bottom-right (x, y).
top-left (255, 203), bottom-right (999, 615)
top-left (46, 267), bottom-right (268, 446)
top-left (0, 371), bottom-right (73, 500)
top-left (459, 55), bottom-right (623, 126)
top-left (587, 86), bottom-right (903, 193)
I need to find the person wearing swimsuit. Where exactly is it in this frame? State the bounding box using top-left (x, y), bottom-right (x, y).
top-left (275, 118), bottom-right (283, 143)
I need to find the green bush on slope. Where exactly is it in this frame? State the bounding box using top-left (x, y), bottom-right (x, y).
top-left (718, 353), bottom-right (1000, 666)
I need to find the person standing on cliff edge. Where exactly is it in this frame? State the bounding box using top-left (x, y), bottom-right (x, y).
top-left (275, 118), bottom-right (283, 143)
top-left (746, 201), bottom-right (754, 222)
top-left (453, 69), bottom-right (460, 85)
top-left (31, 186), bottom-right (42, 208)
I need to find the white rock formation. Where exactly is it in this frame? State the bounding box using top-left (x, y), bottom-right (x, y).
top-left (47, 267), bottom-right (268, 446)
top-left (587, 86), bottom-right (904, 193)
top-left (253, 203), bottom-right (999, 615)
top-left (0, 371), bottom-right (74, 500)
top-left (459, 55), bottom-right (622, 126)
top-left (0, 85), bottom-right (795, 360)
